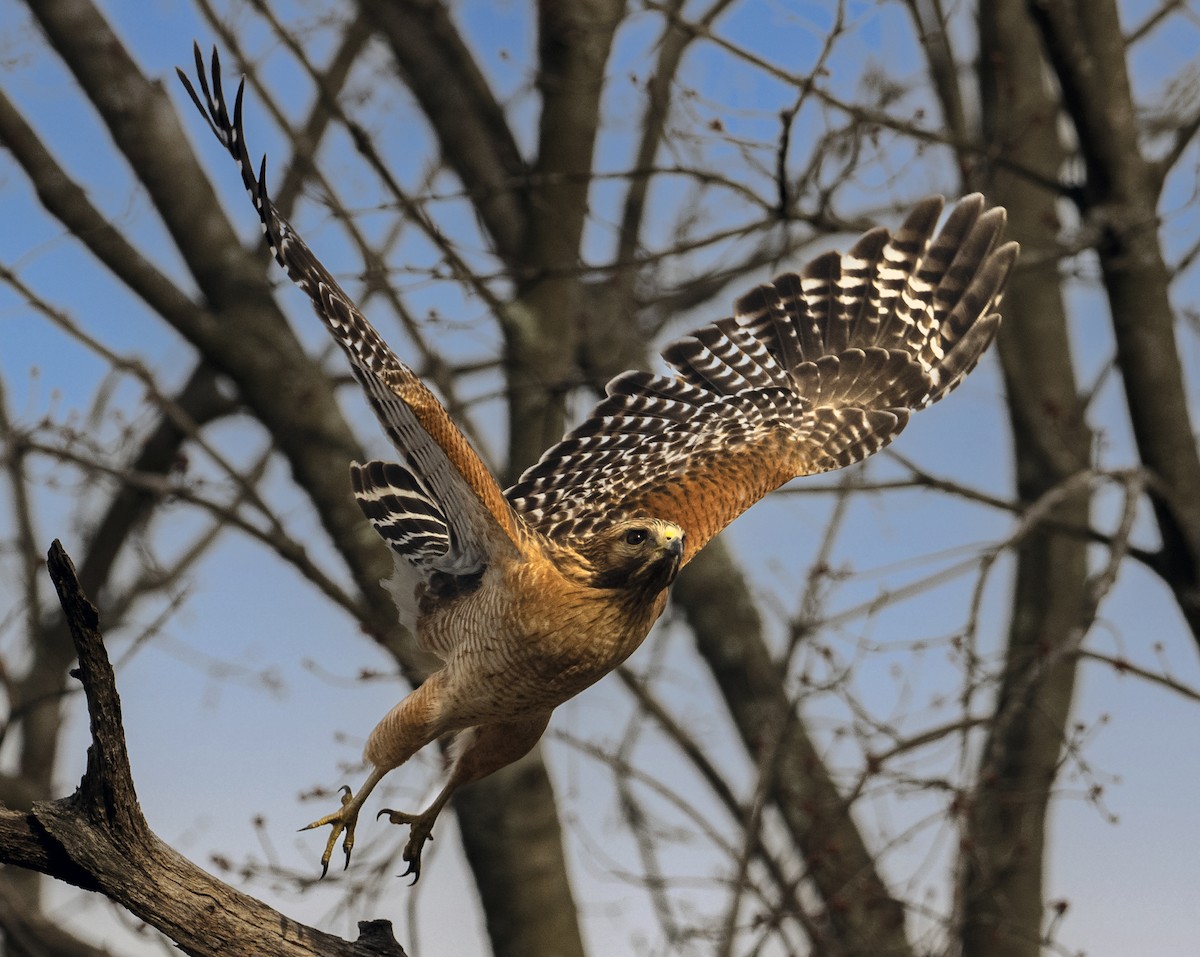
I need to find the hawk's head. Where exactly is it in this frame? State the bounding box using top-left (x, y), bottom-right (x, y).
top-left (578, 518), bottom-right (685, 593)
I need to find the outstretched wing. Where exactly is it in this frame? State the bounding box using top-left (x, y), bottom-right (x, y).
top-left (179, 46), bottom-right (521, 576)
top-left (507, 195), bottom-right (1018, 564)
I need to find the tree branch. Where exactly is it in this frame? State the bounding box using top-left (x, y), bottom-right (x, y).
top-left (1029, 0), bottom-right (1200, 642)
top-left (0, 541), bottom-right (408, 957)
top-left (958, 6), bottom-right (1094, 954)
top-left (22, 0), bottom-right (421, 665)
top-left (673, 541), bottom-right (913, 957)
top-left (357, 0), bottom-right (529, 261)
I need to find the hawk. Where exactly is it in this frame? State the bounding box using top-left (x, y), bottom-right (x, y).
top-left (180, 46), bottom-right (1017, 881)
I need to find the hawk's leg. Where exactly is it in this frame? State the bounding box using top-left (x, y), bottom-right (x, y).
top-left (379, 711), bottom-right (551, 883)
top-left (301, 673), bottom-right (448, 876)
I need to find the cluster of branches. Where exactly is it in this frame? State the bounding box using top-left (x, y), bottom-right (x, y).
top-left (0, 1), bottom-right (1198, 956)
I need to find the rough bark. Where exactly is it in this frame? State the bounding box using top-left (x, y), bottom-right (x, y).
top-left (1, 360), bottom-right (233, 941)
top-left (0, 543), bottom-right (409, 957)
top-left (959, 4), bottom-right (1092, 954)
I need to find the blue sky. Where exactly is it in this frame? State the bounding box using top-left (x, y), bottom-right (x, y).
top-left (2, 2), bottom-right (1199, 955)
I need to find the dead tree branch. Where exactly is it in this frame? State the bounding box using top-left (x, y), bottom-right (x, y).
top-left (0, 541), bottom-right (407, 957)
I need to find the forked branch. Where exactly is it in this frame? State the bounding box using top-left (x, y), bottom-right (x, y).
top-left (0, 541), bottom-right (407, 957)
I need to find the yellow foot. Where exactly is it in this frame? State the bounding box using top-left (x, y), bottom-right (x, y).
top-left (300, 784), bottom-right (361, 877)
top-left (377, 807), bottom-right (436, 884)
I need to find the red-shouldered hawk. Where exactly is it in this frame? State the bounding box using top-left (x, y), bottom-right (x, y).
top-left (180, 46), bottom-right (1017, 881)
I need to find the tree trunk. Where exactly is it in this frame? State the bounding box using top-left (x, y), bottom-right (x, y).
top-left (960, 4), bottom-right (1092, 954)
top-left (675, 544), bottom-right (914, 957)
top-left (1028, 0), bottom-right (1200, 641)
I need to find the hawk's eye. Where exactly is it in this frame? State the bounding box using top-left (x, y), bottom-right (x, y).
top-left (624, 528), bottom-right (649, 546)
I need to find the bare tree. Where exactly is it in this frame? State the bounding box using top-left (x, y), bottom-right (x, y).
top-left (0, 2), bottom-right (1197, 956)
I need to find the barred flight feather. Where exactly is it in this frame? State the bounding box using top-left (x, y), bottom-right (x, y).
top-left (181, 43), bottom-right (1015, 576)
top-left (179, 44), bottom-right (518, 581)
top-left (180, 46), bottom-right (1019, 883)
top-left (352, 461), bottom-right (450, 563)
top-left (507, 194), bottom-right (1017, 560)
